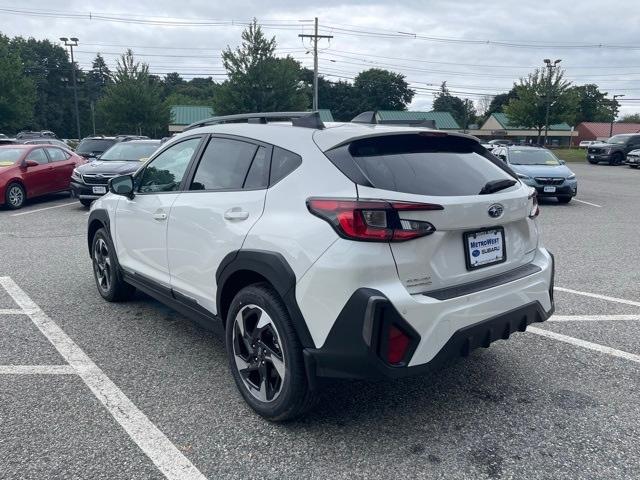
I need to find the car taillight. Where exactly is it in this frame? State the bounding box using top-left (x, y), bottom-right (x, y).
top-left (387, 324), bottom-right (411, 364)
top-left (306, 198), bottom-right (443, 242)
top-left (528, 189), bottom-right (539, 218)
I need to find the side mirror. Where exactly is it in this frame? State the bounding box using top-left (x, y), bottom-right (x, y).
top-left (23, 160), bottom-right (39, 168)
top-left (109, 174), bottom-right (134, 199)
top-left (559, 160), bottom-right (566, 165)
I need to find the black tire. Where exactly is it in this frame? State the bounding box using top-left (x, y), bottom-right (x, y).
top-left (610, 152), bottom-right (624, 166)
top-left (587, 159), bottom-right (599, 164)
top-left (225, 283), bottom-right (315, 421)
top-left (91, 228), bottom-right (135, 302)
top-left (80, 199), bottom-right (92, 207)
top-left (629, 165), bottom-right (639, 169)
top-left (4, 182), bottom-right (25, 209)
top-left (557, 196), bottom-right (572, 204)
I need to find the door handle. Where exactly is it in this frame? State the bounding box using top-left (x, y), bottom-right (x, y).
top-left (152, 211), bottom-right (167, 221)
top-left (224, 208), bottom-right (249, 221)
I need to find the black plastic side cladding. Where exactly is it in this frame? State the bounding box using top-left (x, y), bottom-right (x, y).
top-left (215, 249), bottom-right (315, 349)
top-left (87, 209), bottom-right (110, 256)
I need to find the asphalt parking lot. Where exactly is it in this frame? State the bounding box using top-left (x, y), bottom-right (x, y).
top-left (1, 162), bottom-right (639, 480)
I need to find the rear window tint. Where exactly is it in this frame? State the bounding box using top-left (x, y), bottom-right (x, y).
top-left (270, 147), bottom-right (301, 184)
top-left (330, 134), bottom-right (515, 197)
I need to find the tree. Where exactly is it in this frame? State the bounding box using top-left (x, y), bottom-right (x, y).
top-left (353, 68), bottom-right (414, 112)
top-left (570, 84), bottom-right (616, 124)
top-left (96, 50), bottom-right (169, 136)
top-left (86, 54), bottom-right (111, 102)
top-left (432, 82), bottom-right (474, 128)
top-left (213, 20), bottom-right (308, 115)
top-left (620, 113), bottom-right (640, 123)
top-left (162, 72), bottom-right (184, 99)
top-left (10, 36), bottom-right (83, 137)
top-left (487, 87), bottom-right (519, 116)
top-left (0, 34), bottom-right (36, 132)
top-left (504, 67), bottom-right (578, 144)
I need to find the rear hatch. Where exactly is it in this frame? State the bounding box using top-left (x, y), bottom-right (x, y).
top-left (325, 132), bottom-right (538, 295)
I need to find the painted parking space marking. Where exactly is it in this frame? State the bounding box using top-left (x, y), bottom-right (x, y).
top-left (10, 201), bottom-right (78, 217)
top-left (0, 276), bottom-right (208, 480)
top-left (555, 286), bottom-right (640, 308)
top-left (0, 308), bottom-right (29, 315)
top-left (549, 314), bottom-right (640, 322)
top-left (0, 365), bottom-right (76, 375)
top-left (528, 326), bottom-right (640, 365)
top-left (573, 198), bottom-right (603, 208)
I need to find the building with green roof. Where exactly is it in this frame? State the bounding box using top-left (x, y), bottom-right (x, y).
top-left (169, 105), bottom-right (215, 133)
top-left (477, 113), bottom-right (577, 146)
top-left (375, 111), bottom-right (461, 130)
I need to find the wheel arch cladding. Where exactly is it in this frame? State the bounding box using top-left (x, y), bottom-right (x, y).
top-left (216, 250), bottom-right (315, 349)
top-left (87, 209), bottom-right (110, 256)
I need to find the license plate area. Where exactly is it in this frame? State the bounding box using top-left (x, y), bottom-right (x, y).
top-left (543, 186), bottom-right (556, 193)
top-left (464, 227), bottom-right (506, 270)
top-left (92, 186), bottom-right (107, 194)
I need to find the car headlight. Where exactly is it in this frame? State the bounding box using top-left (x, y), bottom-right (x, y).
top-left (567, 173), bottom-right (576, 180)
top-left (71, 169), bottom-right (82, 181)
top-left (516, 173), bottom-right (531, 180)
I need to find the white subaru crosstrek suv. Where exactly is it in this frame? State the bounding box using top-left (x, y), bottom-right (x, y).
top-left (88, 112), bottom-right (554, 421)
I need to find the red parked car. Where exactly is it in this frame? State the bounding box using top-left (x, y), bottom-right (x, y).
top-left (0, 145), bottom-right (86, 209)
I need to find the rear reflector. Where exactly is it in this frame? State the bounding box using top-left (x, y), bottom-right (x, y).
top-left (307, 198), bottom-right (443, 242)
top-left (387, 325), bottom-right (411, 364)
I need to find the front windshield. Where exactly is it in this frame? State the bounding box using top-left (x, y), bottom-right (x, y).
top-left (77, 139), bottom-right (115, 155)
top-left (100, 142), bottom-right (159, 161)
top-left (607, 135), bottom-right (631, 145)
top-left (509, 149), bottom-right (560, 165)
top-left (0, 148), bottom-right (25, 165)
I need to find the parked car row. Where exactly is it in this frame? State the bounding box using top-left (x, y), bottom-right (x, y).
top-left (0, 138), bottom-right (161, 209)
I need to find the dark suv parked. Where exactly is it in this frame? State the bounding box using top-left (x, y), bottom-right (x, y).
top-left (587, 134), bottom-right (640, 165)
top-left (75, 135), bottom-right (149, 159)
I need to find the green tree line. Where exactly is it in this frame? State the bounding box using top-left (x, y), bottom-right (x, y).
top-left (0, 22), bottom-right (632, 139)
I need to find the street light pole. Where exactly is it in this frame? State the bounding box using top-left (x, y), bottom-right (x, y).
top-left (543, 58), bottom-right (562, 146)
top-left (60, 37), bottom-right (81, 140)
top-left (609, 94), bottom-right (625, 137)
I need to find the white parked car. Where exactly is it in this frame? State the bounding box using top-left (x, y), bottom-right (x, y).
top-left (626, 149), bottom-right (640, 168)
top-left (87, 112), bottom-right (555, 420)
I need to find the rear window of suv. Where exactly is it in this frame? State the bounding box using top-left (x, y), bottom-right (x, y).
top-left (326, 134), bottom-right (516, 196)
top-left (76, 139), bottom-right (116, 155)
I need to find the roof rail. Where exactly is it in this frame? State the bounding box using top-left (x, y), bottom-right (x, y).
top-left (351, 111), bottom-right (437, 129)
top-left (184, 111), bottom-right (325, 131)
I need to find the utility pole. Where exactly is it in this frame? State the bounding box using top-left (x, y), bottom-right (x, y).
top-left (543, 58), bottom-right (562, 146)
top-left (299, 18), bottom-right (333, 111)
top-left (610, 94), bottom-right (625, 137)
top-left (60, 37), bottom-right (81, 140)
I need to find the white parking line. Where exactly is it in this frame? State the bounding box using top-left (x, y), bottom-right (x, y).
top-left (549, 314), bottom-right (640, 322)
top-left (0, 365), bottom-right (76, 375)
top-left (0, 276), bottom-right (207, 480)
top-left (528, 326), bottom-right (640, 365)
top-left (10, 201), bottom-right (78, 217)
top-left (555, 286), bottom-right (640, 308)
top-left (573, 198), bottom-right (602, 208)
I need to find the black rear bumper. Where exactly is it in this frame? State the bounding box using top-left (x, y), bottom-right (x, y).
top-left (303, 257), bottom-right (555, 382)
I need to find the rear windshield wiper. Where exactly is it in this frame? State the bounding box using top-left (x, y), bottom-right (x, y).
top-left (479, 179), bottom-right (517, 195)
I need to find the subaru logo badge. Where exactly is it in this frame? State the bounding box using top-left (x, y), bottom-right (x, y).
top-left (488, 204), bottom-right (504, 218)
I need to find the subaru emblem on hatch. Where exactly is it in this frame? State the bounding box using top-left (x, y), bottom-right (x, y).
top-left (488, 204), bottom-right (504, 218)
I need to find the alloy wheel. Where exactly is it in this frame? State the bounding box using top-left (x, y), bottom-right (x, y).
top-left (232, 305), bottom-right (286, 402)
top-left (93, 238), bottom-right (112, 293)
top-left (8, 185), bottom-right (24, 207)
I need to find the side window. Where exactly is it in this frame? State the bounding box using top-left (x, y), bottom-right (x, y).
top-left (25, 148), bottom-right (48, 164)
top-left (138, 137), bottom-right (200, 193)
top-left (270, 146), bottom-right (302, 185)
top-left (190, 138), bottom-right (257, 191)
top-left (45, 148), bottom-right (67, 162)
top-left (243, 146), bottom-right (269, 189)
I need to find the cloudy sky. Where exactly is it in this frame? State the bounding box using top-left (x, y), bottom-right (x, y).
top-left (2, 0), bottom-right (640, 116)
